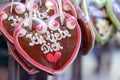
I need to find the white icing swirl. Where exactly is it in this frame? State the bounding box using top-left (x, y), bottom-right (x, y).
top-left (15, 4), bottom-right (26, 14)
top-left (18, 28), bottom-right (26, 37)
top-left (31, 18), bottom-right (47, 34)
top-left (26, 1), bottom-right (35, 11)
top-left (66, 19), bottom-right (76, 30)
top-left (45, 0), bottom-right (54, 9)
top-left (2, 13), bottom-right (8, 20)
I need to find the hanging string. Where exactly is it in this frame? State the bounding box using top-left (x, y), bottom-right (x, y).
top-left (29, 0), bottom-right (35, 31)
top-left (83, 0), bottom-right (89, 20)
top-left (39, 0), bottom-right (42, 7)
top-left (10, 0), bottom-right (14, 13)
top-left (58, 0), bottom-right (65, 25)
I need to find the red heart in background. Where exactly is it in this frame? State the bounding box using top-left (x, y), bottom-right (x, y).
top-left (46, 52), bottom-right (62, 63)
top-left (7, 43), bottom-right (39, 74)
top-left (13, 13), bottom-right (81, 75)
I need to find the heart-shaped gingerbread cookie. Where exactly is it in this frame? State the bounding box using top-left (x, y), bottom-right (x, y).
top-left (0, 1), bottom-right (58, 43)
top-left (13, 13), bottom-right (81, 75)
top-left (74, 5), bottom-right (95, 55)
top-left (82, 0), bottom-right (115, 45)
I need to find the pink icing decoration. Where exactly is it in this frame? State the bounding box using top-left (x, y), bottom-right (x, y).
top-left (71, 21), bottom-right (76, 26)
top-left (53, 21), bottom-right (59, 27)
top-left (36, 25), bottom-right (43, 31)
top-left (33, 3), bottom-right (38, 9)
top-left (16, 6), bottom-right (21, 11)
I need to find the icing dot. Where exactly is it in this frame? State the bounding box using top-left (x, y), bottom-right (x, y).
top-left (71, 21), bottom-right (76, 26)
top-left (15, 4), bottom-right (26, 14)
top-left (53, 21), bottom-right (59, 27)
top-left (2, 13), bottom-right (8, 20)
top-left (36, 24), bottom-right (47, 34)
top-left (48, 20), bottom-right (60, 31)
top-left (16, 6), bottom-right (21, 11)
top-left (66, 19), bottom-right (76, 30)
top-left (45, 1), bottom-right (54, 9)
top-left (36, 25), bottom-right (43, 31)
top-left (33, 3), bottom-right (38, 9)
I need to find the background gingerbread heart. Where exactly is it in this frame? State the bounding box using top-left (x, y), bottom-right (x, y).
top-left (82, 0), bottom-right (115, 45)
top-left (0, 0), bottom-right (58, 43)
top-left (8, 43), bottom-right (39, 74)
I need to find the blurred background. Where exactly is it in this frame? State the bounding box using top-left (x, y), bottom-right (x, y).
top-left (1, 0), bottom-right (120, 80)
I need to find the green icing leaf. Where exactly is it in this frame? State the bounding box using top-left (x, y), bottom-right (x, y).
top-left (95, 18), bottom-right (98, 23)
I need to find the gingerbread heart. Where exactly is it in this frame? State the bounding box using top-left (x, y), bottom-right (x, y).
top-left (13, 13), bottom-right (81, 75)
top-left (0, 1), bottom-right (58, 43)
top-left (82, 0), bottom-right (115, 45)
top-left (7, 42), bottom-right (39, 74)
top-left (107, 0), bottom-right (120, 31)
top-left (74, 5), bottom-right (95, 55)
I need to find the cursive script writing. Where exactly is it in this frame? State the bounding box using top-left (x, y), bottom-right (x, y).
top-left (25, 28), bottom-right (71, 54)
top-left (8, 9), bottom-right (49, 26)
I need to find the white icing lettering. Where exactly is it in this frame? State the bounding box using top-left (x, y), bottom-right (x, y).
top-left (15, 16), bottom-right (23, 22)
top-left (33, 9), bottom-right (49, 19)
top-left (26, 34), bottom-right (35, 46)
top-left (8, 16), bottom-right (20, 26)
top-left (41, 43), bottom-right (50, 54)
top-left (7, 8), bottom-right (49, 27)
top-left (41, 42), bottom-right (63, 54)
top-left (24, 28), bottom-right (71, 54)
top-left (58, 29), bottom-right (71, 39)
top-left (52, 42), bottom-right (63, 52)
top-left (26, 33), bottom-right (46, 46)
